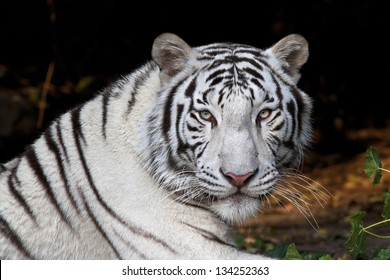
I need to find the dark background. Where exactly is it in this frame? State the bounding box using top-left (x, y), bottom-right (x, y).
top-left (0, 0), bottom-right (388, 163)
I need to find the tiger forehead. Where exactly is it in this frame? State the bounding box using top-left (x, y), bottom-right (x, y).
top-left (197, 43), bottom-right (264, 58)
top-left (193, 44), bottom-right (269, 102)
top-left (196, 44), bottom-right (268, 82)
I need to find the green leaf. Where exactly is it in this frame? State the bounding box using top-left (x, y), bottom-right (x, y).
top-left (319, 254), bottom-right (332, 260)
top-left (234, 234), bottom-right (245, 248)
top-left (265, 243), bottom-right (288, 259)
top-left (373, 249), bottom-right (390, 260)
top-left (382, 190), bottom-right (390, 220)
top-left (364, 146), bottom-right (382, 185)
top-left (345, 211), bottom-right (367, 258)
top-left (284, 243), bottom-right (302, 260)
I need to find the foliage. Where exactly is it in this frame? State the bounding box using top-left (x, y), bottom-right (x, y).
top-left (345, 146), bottom-right (390, 259)
top-left (284, 243), bottom-right (302, 260)
top-left (373, 249), bottom-right (390, 260)
top-left (364, 146), bottom-right (383, 185)
top-left (283, 243), bottom-right (332, 260)
top-left (345, 212), bottom-right (367, 258)
top-left (382, 191), bottom-right (390, 220)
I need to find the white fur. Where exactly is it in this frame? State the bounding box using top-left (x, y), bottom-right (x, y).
top-left (0, 34), bottom-right (311, 259)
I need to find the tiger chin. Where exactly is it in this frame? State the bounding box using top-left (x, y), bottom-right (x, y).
top-left (0, 33), bottom-right (313, 260)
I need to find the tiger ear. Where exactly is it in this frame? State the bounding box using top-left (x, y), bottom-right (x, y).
top-left (152, 33), bottom-right (193, 83)
top-left (267, 34), bottom-right (309, 84)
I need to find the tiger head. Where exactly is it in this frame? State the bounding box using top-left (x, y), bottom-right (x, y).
top-left (142, 33), bottom-right (312, 224)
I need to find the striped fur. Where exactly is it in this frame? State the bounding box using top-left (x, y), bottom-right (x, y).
top-left (0, 33), bottom-right (312, 259)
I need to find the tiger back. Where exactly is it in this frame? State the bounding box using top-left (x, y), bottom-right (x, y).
top-left (0, 33), bottom-right (312, 259)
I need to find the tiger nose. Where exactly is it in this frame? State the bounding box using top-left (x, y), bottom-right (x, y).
top-left (222, 171), bottom-right (255, 187)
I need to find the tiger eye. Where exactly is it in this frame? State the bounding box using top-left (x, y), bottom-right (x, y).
top-left (199, 111), bottom-right (212, 121)
top-left (198, 110), bottom-right (217, 127)
top-left (200, 111), bottom-right (212, 120)
top-left (258, 109), bottom-right (271, 120)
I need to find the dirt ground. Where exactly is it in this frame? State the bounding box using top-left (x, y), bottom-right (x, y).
top-left (236, 127), bottom-right (390, 258)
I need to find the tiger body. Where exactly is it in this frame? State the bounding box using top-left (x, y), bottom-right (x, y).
top-left (0, 33), bottom-right (312, 259)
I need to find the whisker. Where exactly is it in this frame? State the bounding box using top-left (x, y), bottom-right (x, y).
top-left (276, 178), bottom-right (313, 204)
top-left (273, 184), bottom-right (319, 229)
top-left (278, 172), bottom-right (331, 208)
top-left (269, 193), bottom-right (286, 209)
top-left (273, 168), bottom-right (330, 230)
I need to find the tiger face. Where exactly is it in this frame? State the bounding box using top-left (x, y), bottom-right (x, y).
top-left (144, 33), bottom-right (312, 223)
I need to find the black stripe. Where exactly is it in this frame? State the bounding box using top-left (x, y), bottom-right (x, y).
top-left (234, 48), bottom-right (265, 57)
top-left (260, 175), bottom-right (277, 186)
top-left (197, 55), bottom-right (215, 61)
top-left (189, 141), bottom-right (205, 152)
top-left (45, 128), bottom-right (81, 214)
top-left (71, 106), bottom-right (86, 144)
top-left (268, 111), bottom-right (282, 124)
top-left (290, 86), bottom-right (305, 132)
top-left (190, 112), bottom-right (204, 126)
top-left (210, 76), bottom-right (224, 87)
top-left (162, 77), bottom-right (187, 142)
top-left (206, 59), bottom-right (224, 69)
top-left (81, 194), bottom-right (122, 259)
top-left (187, 123), bottom-right (200, 132)
top-left (206, 68), bottom-right (227, 83)
top-left (70, 109), bottom-right (177, 254)
top-left (202, 49), bottom-right (231, 56)
top-left (25, 147), bottom-right (74, 230)
top-left (56, 120), bottom-right (70, 163)
top-left (265, 140), bottom-right (277, 157)
top-left (242, 67), bottom-right (264, 81)
top-left (161, 77), bottom-right (190, 170)
top-left (126, 96), bottom-right (136, 116)
top-left (130, 226), bottom-right (178, 255)
top-left (71, 109), bottom-right (121, 220)
top-left (268, 135), bottom-right (281, 159)
top-left (144, 114), bottom-right (159, 165)
top-left (268, 134), bottom-right (281, 146)
top-left (217, 90), bottom-right (225, 106)
top-left (195, 98), bottom-right (206, 106)
top-left (204, 59), bottom-right (228, 69)
top-left (249, 88), bottom-right (255, 100)
top-left (202, 88), bottom-right (212, 104)
top-left (175, 104), bottom-right (189, 156)
top-left (271, 76), bottom-right (284, 102)
top-left (182, 222), bottom-right (236, 248)
top-left (272, 119), bottom-right (285, 132)
top-left (0, 213), bottom-right (34, 259)
top-left (223, 55), bottom-right (237, 64)
top-left (112, 228), bottom-right (147, 259)
top-left (195, 142), bottom-right (208, 159)
top-left (174, 200), bottom-right (211, 213)
top-left (236, 57), bottom-right (264, 71)
top-left (8, 166), bottom-right (37, 224)
top-left (0, 164), bottom-right (5, 172)
top-left (184, 76), bottom-right (197, 98)
top-left (250, 78), bottom-right (265, 92)
top-left (198, 177), bottom-right (225, 189)
top-left (286, 100), bottom-right (297, 144)
top-left (102, 94), bottom-right (109, 139)
top-left (125, 67), bottom-right (154, 118)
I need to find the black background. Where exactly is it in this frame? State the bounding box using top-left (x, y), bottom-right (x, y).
top-left (0, 0), bottom-right (388, 163)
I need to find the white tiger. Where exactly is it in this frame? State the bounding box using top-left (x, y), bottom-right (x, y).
top-left (0, 33), bottom-right (313, 259)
